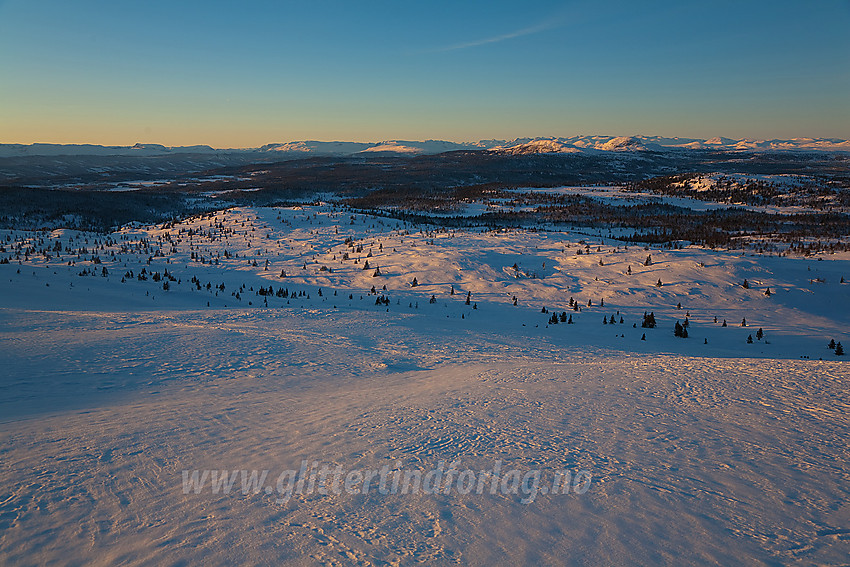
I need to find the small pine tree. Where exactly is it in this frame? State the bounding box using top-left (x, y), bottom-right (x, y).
top-left (828, 339), bottom-right (836, 349)
top-left (450, 285), bottom-right (455, 295)
top-left (756, 328), bottom-right (764, 340)
top-left (603, 317), bottom-right (608, 325)
top-left (836, 342), bottom-right (845, 356)
top-left (641, 312), bottom-right (657, 328)
top-left (656, 278), bottom-right (663, 287)
top-left (644, 255), bottom-right (652, 266)
top-left (641, 333), bottom-right (646, 340)
top-left (627, 265), bottom-right (632, 275)
top-left (465, 291), bottom-right (471, 305)
top-left (411, 277), bottom-right (418, 287)
top-left (742, 279), bottom-right (749, 289)
top-left (722, 319), bottom-right (727, 327)
top-left (741, 318), bottom-right (747, 327)
top-left (747, 335), bottom-right (753, 343)
top-left (568, 314), bottom-right (573, 324)
top-left (674, 321), bottom-right (684, 337)
top-left (764, 287), bottom-right (771, 296)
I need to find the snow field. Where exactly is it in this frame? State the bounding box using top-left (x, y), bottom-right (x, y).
top-left (1, 204), bottom-right (848, 565)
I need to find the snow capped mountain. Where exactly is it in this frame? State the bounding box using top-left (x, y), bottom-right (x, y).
top-left (489, 138), bottom-right (582, 155)
top-left (490, 136), bottom-right (850, 155)
top-left (358, 140), bottom-right (483, 154)
top-left (596, 136), bottom-right (649, 151)
top-left (261, 140), bottom-right (484, 156)
top-left (259, 141), bottom-right (375, 155)
top-left (2, 136), bottom-right (848, 159)
top-left (0, 142), bottom-right (221, 158)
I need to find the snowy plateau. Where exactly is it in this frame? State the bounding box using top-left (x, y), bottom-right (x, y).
top-left (1, 146), bottom-right (849, 566)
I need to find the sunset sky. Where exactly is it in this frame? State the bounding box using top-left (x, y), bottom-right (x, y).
top-left (1, 0), bottom-right (848, 147)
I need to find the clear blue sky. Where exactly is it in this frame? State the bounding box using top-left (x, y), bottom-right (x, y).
top-left (1, 0), bottom-right (848, 147)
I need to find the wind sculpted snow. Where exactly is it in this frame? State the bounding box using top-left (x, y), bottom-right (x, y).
top-left (1, 205), bottom-right (848, 565)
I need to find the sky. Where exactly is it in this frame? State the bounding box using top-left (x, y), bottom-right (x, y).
top-left (1, 0), bottom-right (848, 147)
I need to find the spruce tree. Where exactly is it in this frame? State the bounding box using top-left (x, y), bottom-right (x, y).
top-left (756, 328), bottom-right (764, 340)
top-left (747, 335), bottom-right (753, 343)
top-left (836, 342), bottom-right (844, 356)
top-left (828, 339), bottom-right (836, 349)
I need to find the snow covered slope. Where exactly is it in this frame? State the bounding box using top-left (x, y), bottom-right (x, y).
top-left (1, 204), bottom-right (848, 565)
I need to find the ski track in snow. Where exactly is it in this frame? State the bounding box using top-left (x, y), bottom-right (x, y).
top-left (1, 204), bottom-right (848, 565)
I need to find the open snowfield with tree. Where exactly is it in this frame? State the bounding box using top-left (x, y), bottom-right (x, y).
top-left (1, 201), bottom-right (848, 565)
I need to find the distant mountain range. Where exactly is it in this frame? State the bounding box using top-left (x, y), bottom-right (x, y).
top-left (2, 136), bottom-right (849, 158)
